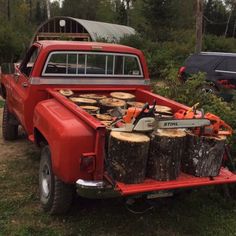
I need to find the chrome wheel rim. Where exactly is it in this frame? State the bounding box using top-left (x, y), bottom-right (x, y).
top-left (41, 163), bottom-right (51, 198)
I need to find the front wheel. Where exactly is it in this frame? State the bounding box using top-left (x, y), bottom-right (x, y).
top-left (2, 103), bottom-right (18, 140)
top-left (39, 145), bottom-right (75, 215)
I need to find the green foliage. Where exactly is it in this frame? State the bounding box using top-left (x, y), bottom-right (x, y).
top-left (203, 34), bottom-right (236, 52)
top-left (154, 68), bottom-right (236, 153)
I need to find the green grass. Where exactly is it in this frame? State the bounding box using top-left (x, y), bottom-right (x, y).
top-left (0, 100), bottom-right (4, 108)
top-left (1, 146), bottom-right (236, 236)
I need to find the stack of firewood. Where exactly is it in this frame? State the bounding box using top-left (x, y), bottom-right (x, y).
top-left (59, 89), bottom-right (227, 184)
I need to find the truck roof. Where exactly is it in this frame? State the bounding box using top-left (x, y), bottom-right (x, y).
top-left (35, 40), bottom-right (143, 56)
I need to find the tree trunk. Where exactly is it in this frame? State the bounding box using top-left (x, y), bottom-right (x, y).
top-left (100, 98), bottom-right (126, 113)
top-left (108, 131), bottom-right (150, 184)
top-left (195, 0), bottom-right (203, 53)
top-left (182, 132), bottom-right (226, 177)
top-left (147, 129), bottom-right (186, 181)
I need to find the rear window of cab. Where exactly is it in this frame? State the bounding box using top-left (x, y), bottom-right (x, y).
top-left (42, 51), bottom-right (143, 78)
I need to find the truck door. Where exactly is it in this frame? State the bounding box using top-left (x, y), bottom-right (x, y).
top-left (8, 45), bottom-right (40, 129)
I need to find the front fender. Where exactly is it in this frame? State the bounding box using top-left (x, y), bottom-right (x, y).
top-left (34, 99), bottom-right (96, 183)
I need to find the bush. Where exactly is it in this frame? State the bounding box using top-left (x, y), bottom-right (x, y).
top-left (154, 67), bottom-right (236, 155)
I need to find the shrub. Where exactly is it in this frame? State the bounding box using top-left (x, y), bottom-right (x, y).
top-left (154, 67), bottom-right (236, 155)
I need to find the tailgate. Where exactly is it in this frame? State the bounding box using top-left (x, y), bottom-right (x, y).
top-left (116, 168), bottom-right (236, 196)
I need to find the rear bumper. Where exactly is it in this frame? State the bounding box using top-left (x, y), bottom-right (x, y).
top-left (76, 179), bottom-right (121, 199)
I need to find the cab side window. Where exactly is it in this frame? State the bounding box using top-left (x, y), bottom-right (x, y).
top-left (20, 46), bottom-right (39, 77)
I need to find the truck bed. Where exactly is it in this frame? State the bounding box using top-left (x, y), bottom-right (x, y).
top-left (49, 87), bottom-right (236, 194)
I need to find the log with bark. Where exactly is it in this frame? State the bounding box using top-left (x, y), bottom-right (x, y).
top-left (99, 98), bottom-right (126, 113)
top-left (80, 106), bottom-right (100, 114)
top-left (154, 105), bottom-right (173, 115)
top-left (79, 93), bottom-right (107, 100)
top-left (127, 101), bottom-right (145, 108)
top-left (96, 114), bottom-right (113, 121)
top-left (182, 132), bottom-right (226, 177)
top-left (110, 92), bottom-right (135, 101)
top-left (70, 97), bottom-right (97, 106)
top-left (147, 129), bottom-right (186, 181)
top-left (108, 131), bottom-right (150, 184)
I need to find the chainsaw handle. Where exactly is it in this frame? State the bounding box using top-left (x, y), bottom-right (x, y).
top-left (134, 102), bottom-right (149, 123)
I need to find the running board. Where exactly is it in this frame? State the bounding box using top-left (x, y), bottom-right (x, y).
top-left (116, 168), bottom-right (236, 196)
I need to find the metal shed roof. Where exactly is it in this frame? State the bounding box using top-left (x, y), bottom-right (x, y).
top-left (33, 16), bottom-right (135, 43)
top-left (71, 17), bottom-right (135, 42)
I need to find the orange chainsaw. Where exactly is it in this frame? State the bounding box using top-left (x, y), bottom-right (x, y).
top-left (111, 101), bottom-right (211, 133)
top-left (174, 104), bottom-right (233, 137)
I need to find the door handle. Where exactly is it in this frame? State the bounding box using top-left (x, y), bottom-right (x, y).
top-left (22, 82), bottom-right (28, 88)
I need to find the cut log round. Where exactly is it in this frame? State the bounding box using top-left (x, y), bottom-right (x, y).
top-left (99, 98), bottom-right (126, 113)
top-left (59, 89), bottom-right (74, 97)
top-left (108, 131), bottom-right (150, 184)
top-left (79, 93), bottom-right (107, 100)
top-left (182, 132), bottom-right (226, 177)
top-left (80, 106), bottom-right (100, 114)
top-left (154, 105), bottom-right (172, 115)
top-left (127, 101), bottom-right (145, 108)
top-left (100, 121), bottom-right (113, 127)
top-left (147, 129), bottom-right (186, 181)
top-left (110, 92), bottom-right (135, 101)
top-left (70, 97), bottom-right (97, 106)
top-left (96, 114), bottom-right (113, 121)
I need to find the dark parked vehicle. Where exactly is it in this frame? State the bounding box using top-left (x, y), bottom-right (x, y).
top-left (178, 52), bottom-right (236, 99)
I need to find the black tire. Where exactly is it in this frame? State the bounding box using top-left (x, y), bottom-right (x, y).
top-left (39, 145), bottom-right (74, 215)
top-left (2, 103), bottom-right (18, 140)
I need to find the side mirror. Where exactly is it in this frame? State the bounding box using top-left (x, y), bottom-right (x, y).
top-left (1, 63), bottom-right (15, 74)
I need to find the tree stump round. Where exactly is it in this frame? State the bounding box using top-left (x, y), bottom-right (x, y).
top-left (70, 97), bottom-right (97, 106)
top-left (59, 89), bottom-right (74, 97)
top-left (127, 101), bottom-right (145, 108)
top-left (182, 133), bottom-right (226, 177)
top-left (80, 106), bottom-right (100, 114)
top-left (79, 93), bottom-right (107, 100)
top-left (147, 129), bottom-right (186, 181)
top-left (110, 92), bottom-right (135, 101)
top-left (108, 131), bottom-right (150, 184)
top-left (96, 114), bottom-right (113, 121)
top-left (154, 105), bottom-right (173, 115)
top-left (99, 98), bottom-right (126, 113)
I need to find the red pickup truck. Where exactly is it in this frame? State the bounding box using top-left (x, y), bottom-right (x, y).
top-left (1, 41), bottom-right (236, 215)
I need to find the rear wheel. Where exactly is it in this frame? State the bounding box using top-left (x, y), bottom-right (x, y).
top-left (2, 103), bottom-right (18, 140)
top-left (39, 145), bottom-right (74, 215)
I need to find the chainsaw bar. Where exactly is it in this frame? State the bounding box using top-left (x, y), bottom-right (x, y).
top-left (112, 118), bottom-right (211, 132)
top-left (155, 118), bottom-right (211, 129)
